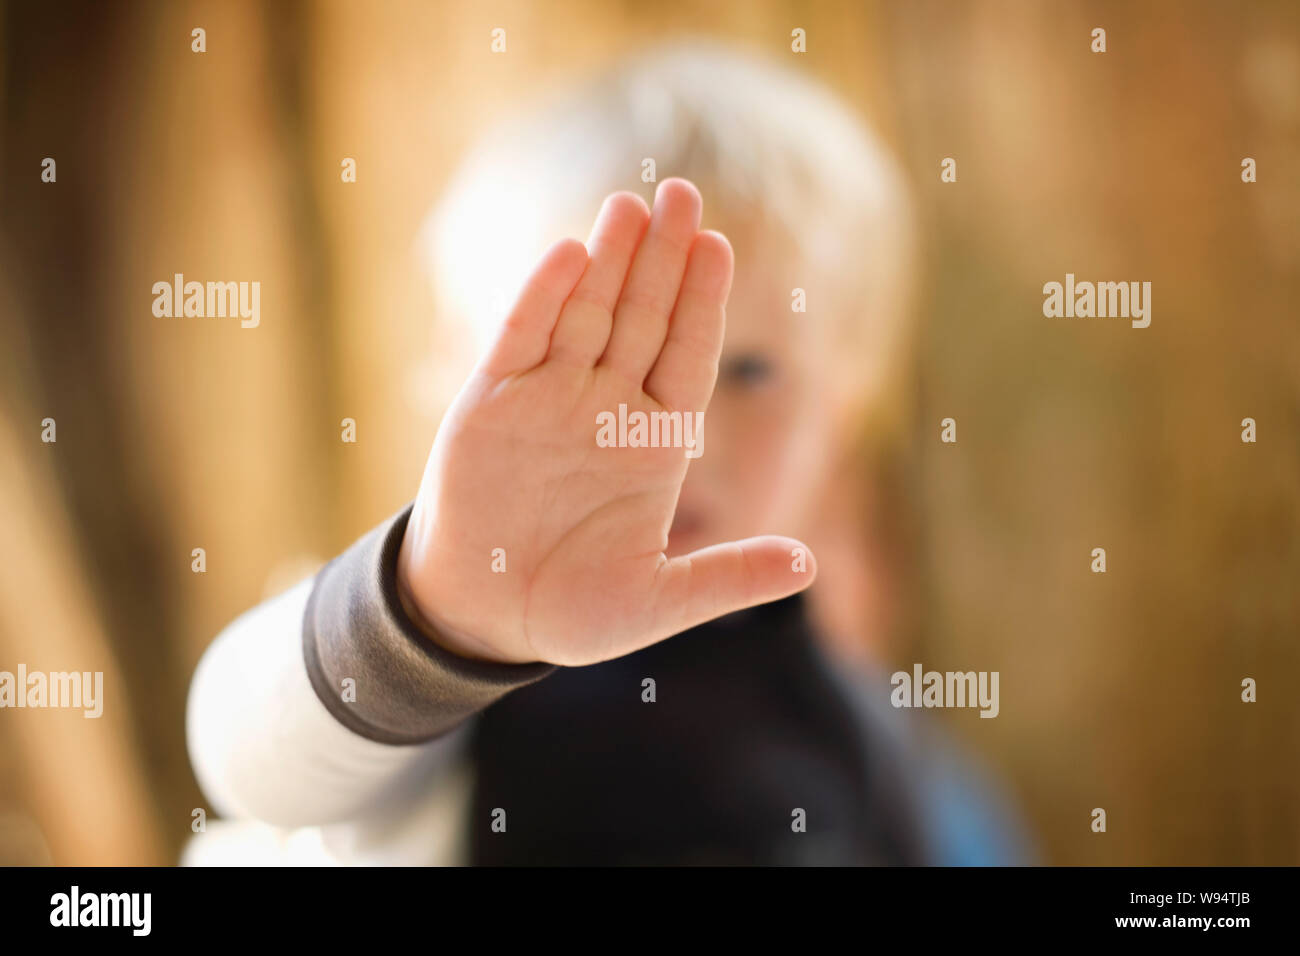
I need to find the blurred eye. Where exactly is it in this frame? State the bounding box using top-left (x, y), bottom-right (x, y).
top-left (721, 353), bottom-right (776, 389)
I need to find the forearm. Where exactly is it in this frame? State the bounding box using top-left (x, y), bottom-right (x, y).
top-left (186, 506), bottom-right (555, 828)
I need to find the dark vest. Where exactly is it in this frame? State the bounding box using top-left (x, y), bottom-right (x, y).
top-left (468, 593), bottom-right (926, 865)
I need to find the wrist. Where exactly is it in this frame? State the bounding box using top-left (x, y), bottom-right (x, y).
top-left (394, 535), bottom-right (528, 666)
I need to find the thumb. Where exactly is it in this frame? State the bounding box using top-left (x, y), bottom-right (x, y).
top-left (650, 536), bottom-right (817, 638)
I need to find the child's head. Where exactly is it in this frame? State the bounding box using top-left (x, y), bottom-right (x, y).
top-left (423, 41), bottom-right (915, 561)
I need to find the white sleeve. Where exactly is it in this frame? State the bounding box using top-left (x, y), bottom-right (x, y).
top-left (185, 576), bottom-right (470, 829)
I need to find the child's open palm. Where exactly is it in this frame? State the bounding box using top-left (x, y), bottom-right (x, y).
top-left (398, 179), bottom-right (815, 666)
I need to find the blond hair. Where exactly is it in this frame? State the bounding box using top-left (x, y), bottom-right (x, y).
top-left (422, 40), bottom-right (916, 416)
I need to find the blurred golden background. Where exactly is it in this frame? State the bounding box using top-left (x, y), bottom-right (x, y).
top-left (0, 0), bottom-right (1296, 865)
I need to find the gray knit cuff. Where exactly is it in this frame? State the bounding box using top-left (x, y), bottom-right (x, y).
top-left (302, 504), bottom-right (556, 745)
